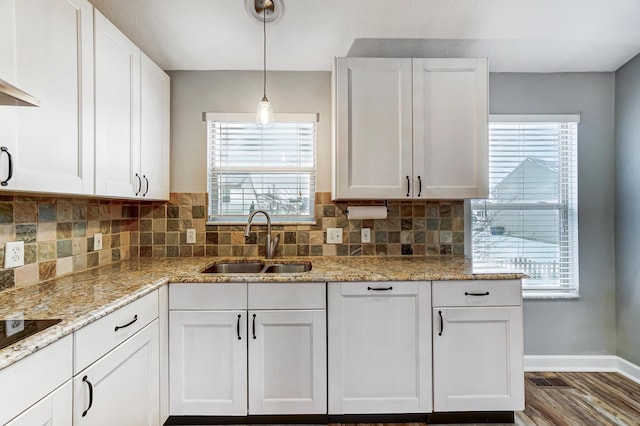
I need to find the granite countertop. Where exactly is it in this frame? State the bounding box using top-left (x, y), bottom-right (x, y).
top-left (0, 255), bottom-right (524, 371)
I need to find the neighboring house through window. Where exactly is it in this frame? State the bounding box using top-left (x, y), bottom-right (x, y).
top-left (471, 115), bottom-right (579, 298)
top-left (205, 113), bottom-right (317, 224)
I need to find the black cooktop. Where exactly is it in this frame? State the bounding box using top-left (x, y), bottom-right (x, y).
top-left (0, 319), bottom-right (62, 350)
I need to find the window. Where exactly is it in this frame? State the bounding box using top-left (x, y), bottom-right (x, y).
top-left (205, 113), bottom-right (317, 224)
top-left (471, 115), bottom-right (579, 298)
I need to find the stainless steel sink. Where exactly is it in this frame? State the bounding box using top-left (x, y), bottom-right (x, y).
top-left (201, 261), bottom-right (312, 274)
top-left (202, 261), bottom-right (264, 274)
top-left (262, 262), bottom-right (312, 273)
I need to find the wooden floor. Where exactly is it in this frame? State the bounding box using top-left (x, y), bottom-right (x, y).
top-left (329, 372), bottom-right (640, 426)
top-left (182, 372), bottom-right (640, 426)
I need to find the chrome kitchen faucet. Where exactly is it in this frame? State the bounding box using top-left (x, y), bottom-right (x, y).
top-left (244, 209), bottom-right (280, 259)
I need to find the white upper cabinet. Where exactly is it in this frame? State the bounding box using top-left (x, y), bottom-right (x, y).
top-left (413, 58), bottom-right (488, 199)
top-left (94, 10), bottom-right (170, 200)
top-left (2, 0), bottom-right (94, 194)
top-left (333, 56), bottom-right (488, 200)
top-left (140, 53), bottom-right (170, 200)
top-left (333, 57), bottom-right (413, 199)
top-left (94, 10), bottom-right (141, 199)
top-left (0, 2), bottom-right (169, 198)
top-left (0, 0), bottom-right (18, 190)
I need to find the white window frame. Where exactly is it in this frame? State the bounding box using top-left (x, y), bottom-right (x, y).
top-left (204, 112), bottom-right (318, 225)
top-left (471, 114), bottom-right (580, 299)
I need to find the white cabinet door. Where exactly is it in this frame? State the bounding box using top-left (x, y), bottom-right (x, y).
top-left (0, 0), bottom-right (18, 190)
top-left (11, 0), bottom-right (94, 194)
top-left (333, 57), bottom-right (413, 200)
top-left (432, 306), bottom-right (524, 412)
top-left (94, 9), bottom-right (140, 198)
top-left (73, 321), bottom-right (159, 426)
top-left (140, 53), bottom-right (170, 200)
top-left (328, 282), bottom-right (432, 414)
top-left (169, 310), bottom-right (247, 416)
top-left (6, 381), bottom-right (72, 426)
top-left (413, 58), bottom-right (488, 199)
top-left (249, 310), bottom-right (327, 415)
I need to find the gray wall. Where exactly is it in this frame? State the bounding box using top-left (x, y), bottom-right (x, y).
top-left (614, 54), bottom-right (640, 365)
top-left (491, 73), bottom-right (617, 355)
top-left (167, 70), bottom-right (332, 193)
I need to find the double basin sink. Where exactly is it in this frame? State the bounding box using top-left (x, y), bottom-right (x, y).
top-left (202, 260), bottom-right (312, 274)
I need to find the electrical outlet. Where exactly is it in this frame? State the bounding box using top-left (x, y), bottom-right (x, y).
top-left (326, 228), bottom-right (343, 244)
top-left (361, 228), bottom-right (371, 243)
top-left (5, 313), bottom-right (24, 337)
top-left (94, 233), bottom-right (103, 251)
top-left (4, 241), bottom-right (24, 268)
top-left (186, 229), bottom-right (196, 244)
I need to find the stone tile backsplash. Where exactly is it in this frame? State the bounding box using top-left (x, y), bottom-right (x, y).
top-left (129, 192), bottom-right (464, 259)
top-left (0, 195), bottom-right (138, 292)
top-left (0, 191), bottom-right (464, 293)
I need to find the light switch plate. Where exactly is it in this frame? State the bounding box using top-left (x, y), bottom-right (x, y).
top-left (4, 241), bottom-right (24, 268)
top-left (361, 228), bottom-right (371, 243)
top-left (327, 228), bottom-right (343, 244)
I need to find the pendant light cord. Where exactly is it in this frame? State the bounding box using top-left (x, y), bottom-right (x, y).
top-left (262, 3), bottom-right (267, 100)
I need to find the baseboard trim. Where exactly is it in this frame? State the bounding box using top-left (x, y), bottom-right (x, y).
top-left (524, 355), bottom-right (640, 384)
top-left (617, 357), bottom-right (640, 384)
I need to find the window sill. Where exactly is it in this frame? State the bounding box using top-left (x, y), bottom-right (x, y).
top-left (523, 291), bottom-right (580, 300)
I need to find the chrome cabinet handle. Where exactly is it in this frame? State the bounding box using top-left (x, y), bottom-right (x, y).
top-left (82, 375), bottom-right (94, 417)
top-left (1, 146), bottom-right (13, 186)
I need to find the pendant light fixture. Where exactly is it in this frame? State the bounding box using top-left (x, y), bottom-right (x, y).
top-left (256, 0), bottom-right (274, 126)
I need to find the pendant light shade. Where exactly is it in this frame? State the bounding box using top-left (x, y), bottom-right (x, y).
top-left (257, 96), bottom-right (274, 126)
top-left (256, 0), bottom-right (274, 127)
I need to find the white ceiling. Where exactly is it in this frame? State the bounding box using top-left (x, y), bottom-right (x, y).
top-left (88, 0), bottom-right (640, 73)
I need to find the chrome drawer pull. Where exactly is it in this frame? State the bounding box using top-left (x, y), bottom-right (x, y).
top-left (367, 286), bottom-right (393, 291)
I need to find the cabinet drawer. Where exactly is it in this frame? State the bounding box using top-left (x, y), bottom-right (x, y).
top-left (249, 283), bottom-right (325, 310)
top-left (169, 283), bottom-right (247, 310)
top-left (432, 280), bottom-right (521, 307)
top-left (0, 335), bottom-right (73, 425)
top-left (74, 290), bottom-right (158, 373)
top-left (333, 281), bottom-right (423, 296)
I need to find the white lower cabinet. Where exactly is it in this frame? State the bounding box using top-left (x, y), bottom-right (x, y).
top-left (432, 280), bottom-right (524, 412)
top-left (168, 282), bottom-right (327, 416)
top-left (73, 290), bottom-right (161, 425)
top-left (6, 381), bottom-right (72, 426)
top-left (0, 335), bottom-right (73, 425)
top-left (73, 320), bottom-right (160, 425)
top-left (328, 281), bottom-right (432, 414)
top-left (169, 310), bottom-right (247, 415)
top-left (249, 309), bottom-right (326, 414)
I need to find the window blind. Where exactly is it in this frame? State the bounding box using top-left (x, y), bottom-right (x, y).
top-left (206, 117), bottom-right (316, 223)
top-left (472, 116), bottom-right (579, 297)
